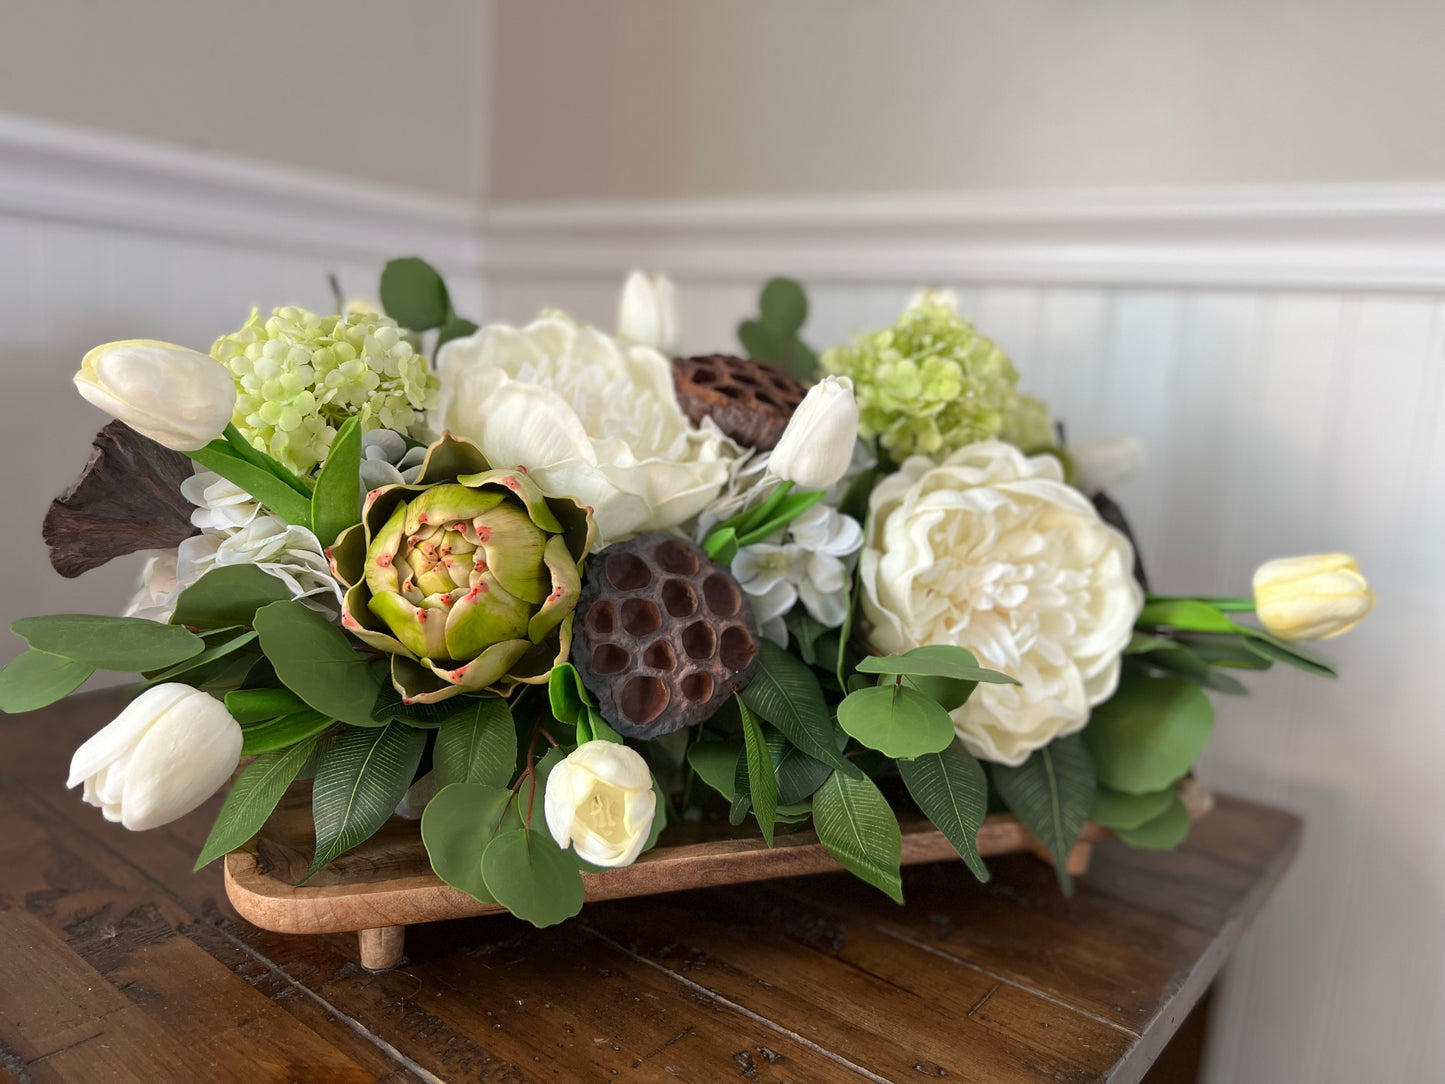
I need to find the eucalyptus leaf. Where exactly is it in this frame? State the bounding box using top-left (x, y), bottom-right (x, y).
top-left (434, 696), bottom-right (516, 789)
top-left (1089, 785), bottom-right (1178, 831)
top-left (1084, 674), bottom-right (1214, 795)
top-left (0, 649), bottom-right (93, 713)
top-left (759, 277), bottom-right (808, 332)
top-left (380, 257), bottom-right (450, 331)
top-left (306, 721), bottom-right (426, 878)
top-left (146, 629), bottom-right (258, 684)
top-left (12, 614), bottom-right (202, 672)
top-left (738, 699), bottom-right (778, 846)
top-left (420, 782), bottom-right (520, 903)
top-left (813, 770), bottom-right (903, 903)
top-left (481, 828), bottom-right (585, 928)
top-left (309, 415), bottom-right (362, 549)
top-left (1115, 793), bottom-right (1192, 849)
top-left (254, 601), bottom-right (383, 728)
top-left (898, 740), bottom-right (990, 882)
top-left (194, 737), bottom-right (316, 870)
top-left (435, 317), bottom-right (479, 352)
top-left (989, 734), bottom-right (1096, 895)
top-left (169, 566), bottom-right (293, 630)
top-left (240, 710), bottom-right (334, 755)
top-left (740, 640), bottom-right (859, 778)
top-left (837, 683), bottom-right (955, 758)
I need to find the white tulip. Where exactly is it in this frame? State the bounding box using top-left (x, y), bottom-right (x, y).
top-left (1253, 554), bottom-right (1374, 641)
top-left (544, 741), bottom-right (656, 868)
top-left (67, 684), bottom-right (243, 831)
top-left (769, 376), bottom-right (859, 491)
top-left (1070, 435), bottom-right (1146, 496)
top-left (75, 339), bottom-right (237, 451)
top-left (617, 271), bottom-right (681, 356)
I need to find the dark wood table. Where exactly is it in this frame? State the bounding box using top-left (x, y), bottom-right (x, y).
top-left (0, 691), bottom-right (1299, 1083)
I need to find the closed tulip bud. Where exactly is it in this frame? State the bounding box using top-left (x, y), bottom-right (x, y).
top-left (1070, 435), bottom-right (1145, 496)
top-left (544, 741), bottom-right (656, 868)
top-left (75, 340), bottom-right (237, 451)
top-left (67, 684), bottom-right (243, 831)
top-left (617, 271), bottom-right (680, 355)
top-left (770, 376), bottom-right (859, 491)
top-left (1253, 554), bottom-right (1375, 641)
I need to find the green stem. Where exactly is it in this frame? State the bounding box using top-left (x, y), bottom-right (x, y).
top-left (1145, 594), bottom-right (1256, 613)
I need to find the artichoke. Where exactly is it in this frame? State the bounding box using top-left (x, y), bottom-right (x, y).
top-left (330, 433), bottom-right (595, 704)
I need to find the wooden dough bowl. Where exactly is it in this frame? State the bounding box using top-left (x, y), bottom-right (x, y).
top-left (226, 778), bottom-right (1213, 970)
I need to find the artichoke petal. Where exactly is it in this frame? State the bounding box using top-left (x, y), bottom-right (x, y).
top-left (363, 501), bottom-right (409, 598)
top-left (341, 581), bottom-right (415, 658)
top-left (415, 432), bottom-right (490, 485)
top-left (444, 572), bottom-right (532, 659)
top-left (458, 468), bottom-right (564, 533)
top-left (527, 534), bottom-right (582, 644)
top-left (474, 504), bottom-right (549, 603)
top-left (402, 483), bottom-right (504, 536)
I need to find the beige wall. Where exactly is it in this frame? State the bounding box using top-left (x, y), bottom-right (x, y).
top-left (0, 0), bottom-right (490, 199)
top-left (490, 0), bottom-right (1445, 201)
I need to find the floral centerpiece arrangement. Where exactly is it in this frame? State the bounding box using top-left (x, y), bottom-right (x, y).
top-left (0, 261), bottom-right (1373, 923)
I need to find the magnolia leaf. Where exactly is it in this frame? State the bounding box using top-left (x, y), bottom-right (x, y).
top-left (838, 683), bottom-right (956, 758)
top-left (254, 601), bottom-right (383, 728)
top-left (687, 738), bottom-right (743, 801)
top-left (740, 641), bottom-right (859, 778)
top-left (194, 737), bottom-right (316, 870)
top-left (380, 257), bottom-right (450, 331)
top-left (306, 722), bottom-right (426, 878)
top-left (170, 566), bottom-right (292, 630)
top-left (1130, 645), bottom-right (1249, 695)
top-left (434, 696), bottom-right (516, 789)
top-left (370, 679), bottom-right (460, 728)
top-left (857, 648), bottom-right (1018, 684)
top-left (0, 650), bottom-right (94, 713)
top-left (738, 699), bottom-right (779, 846)
top-left (420, 782), bottom-right (521, 903)
top-left (13, 614), bottom-right (202, 672)
top-left (186, 442), bottom-right (312, 526)
top-left (1089, 785), bottom-right (1178, 831)
top-left (310, 416), bottom-right (362, 550)
top-left (1240, 632), bottom-right (1337, 678)
top-left (481, 828), bottom-right (585, 928)
top-left (1084, 674), bottom-right (1213, 795)
top-left (1115, 793), bottom-right (1192, 849)
top-left (899, 740), bottom-right (990, 882)
top-left (240, 710), bottom-right (333, 755)
top-left (813, 770), bottom-right (903, 903)
top-left (770, 727), bottom-right (833, 805)
top-left (989, 735), bottom-right (1096, 895)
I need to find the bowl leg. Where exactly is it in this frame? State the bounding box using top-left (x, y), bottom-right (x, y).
top-left (358, 925), bottom-right (406, 970)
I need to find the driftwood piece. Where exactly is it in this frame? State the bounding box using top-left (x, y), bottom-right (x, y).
top-left (43, 421), bottom-right (199, 578)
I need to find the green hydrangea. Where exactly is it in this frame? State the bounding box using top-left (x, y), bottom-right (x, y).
top-left (999, 394), bottom-right (1056, 454)
top-left (821, 297), bottom-right (1039, 460)
top-left (213, 307), bottom-right (440, 475)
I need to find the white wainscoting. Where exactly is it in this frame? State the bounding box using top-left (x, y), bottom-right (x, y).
top-left (480, 193), bottom-right (1445, 1084)
top-left (0, 114), bottom-right (483, 660)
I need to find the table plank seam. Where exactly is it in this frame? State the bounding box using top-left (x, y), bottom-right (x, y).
top-left (579, 921), bottom-right (892, 1084)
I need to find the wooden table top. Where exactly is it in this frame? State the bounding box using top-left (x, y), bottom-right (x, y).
top-left (0, 690), bottom-right (1300, 1084)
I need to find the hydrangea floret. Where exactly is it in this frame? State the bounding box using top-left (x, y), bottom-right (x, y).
top-left (821, 293), bottom-right (1030, 461)
top-left (213, 306), bottom-right (440, 475)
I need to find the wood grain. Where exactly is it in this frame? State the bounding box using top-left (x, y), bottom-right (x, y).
top-left (0, 689), bottom-right (1298, 1082)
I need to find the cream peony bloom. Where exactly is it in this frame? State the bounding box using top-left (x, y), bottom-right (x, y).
top-left (860, 441), bottom-right (1142, 765)
top-left (435, 318), bottom-right (735, 545)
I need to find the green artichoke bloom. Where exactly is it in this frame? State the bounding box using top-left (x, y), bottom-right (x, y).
top-left (820, 295), bottom-right (1041, 461)
top-left (330, 433), bottom-right (596, 704)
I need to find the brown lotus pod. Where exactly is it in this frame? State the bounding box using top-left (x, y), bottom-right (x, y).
top-left (572, 534), bottom-right (760, 738)
top-left (672, 354), bottom-right (806, 450)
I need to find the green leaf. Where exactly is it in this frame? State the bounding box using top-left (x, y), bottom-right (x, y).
top-left (1125, 632), bottom-right (1177, 655)
top-left (226, 687), bottom-right (310, 724)
top-left (1084, 674), bottom-right (1214, 795)
top-left (989, 734), bottom-right (1096, 895)
top-left (0, 650), bottom-right (93, 713)
top-left (434, 696), bottom-right (516, 789)
top-left (222, 423), bottom-right (312, 496)
top-left (420, 782), bottom-right (520, 903)
top-left (738, 320), bottom-right (786, 363)
top-left (1089, 785), bottom-right (1178, 831)
top-left (736, 490), bottom-right (826, 546)
top-left (1137, 599), bottom-right (1238, 633)
top-left (740, 640), bottom-right (859, 778)
top-left (738, 699), bottom-right (778, 846)
top-left (145, 629), bottom-right (258, 684)
top-left (548, 662), bottom-right (593, 728)
top-left (587, 709), bottom-right (623, 744)
top-left (12, 615), bottom-right (202, 672)
top-left (482, 827), bottom-right (585, 928)
top-left (1240, 631), bottom-right (1338, 678)
top-left (369, 678), bottom-right (460, 727)
top-left (1176, 633), bottom-right (1274, 670)
top-left (770, 727), bottom-right (833, 805)
top-left (253, 601), bottom-right (383, 728)
top-left (1115, 793), bottom-right (1192, 849)
top-left (186, 442), bottom-right (312, 526)
top-left (837, 683), bottom-right (955, 758)
top-left (306, 722), bottom-right (427, 878)
top-left (898, 740), bottom-right (990, 882)
top-left (687, 738), bottom-right (743, 801)
top-left (194, 737), bottom-right (316, 869)
top-left (857, 647), bottom-right (1018, 685)
top-left (170, 567), bottom-right (293, 631)
top-left (240, 710), bottom-right (333, 755)
top-left (380, 257), bottom-right (450, 331)
top-left (759, 277), bottom-right (808, 332)
top-left (702, 526), bottom-right (740, 565)
top-left (435, 317), bottom-right (479, 352)
top-left (309, 416), bottom-right (362, 549)
top-left (813, 771), bottom-right (903, 903)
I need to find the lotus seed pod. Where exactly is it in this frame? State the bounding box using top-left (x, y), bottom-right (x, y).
top-left (671, 354), bottom-right (806, 451)
top-left (572, 534), bottom-right (760, 738)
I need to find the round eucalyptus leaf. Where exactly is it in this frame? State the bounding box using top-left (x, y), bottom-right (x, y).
top-left (1084, 675), bottom-right (1213, 795)
top-left (420, 782), bottom-right (519, 904)
top-left (1089, 785), bottom-right (1178, 831)
top-left (481, 827), bottom-right (585, 928)
top-left (1115, 793), bottom-right (1192, 849)
top-left (837, 684), bottom-right (955, 758)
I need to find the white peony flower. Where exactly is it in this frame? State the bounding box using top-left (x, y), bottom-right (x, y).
top-left (731, 503), bottom-right (864, 646)
top-left (860, 441), bottom-right (1142, 766)
top-left (435, 318), bottom-right (736, 545)
top-left (544, 741), bottom-right (657, 868)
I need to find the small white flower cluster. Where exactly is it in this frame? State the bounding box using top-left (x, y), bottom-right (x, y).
top-left (125, 472), bottom-right (343, 622)
top-left (730, 503), bottom-right (863, 646)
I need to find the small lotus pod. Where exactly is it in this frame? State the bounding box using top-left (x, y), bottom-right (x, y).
top-left (671, 354), bottom-right (806, 451)
top-left (572, 534), bottom-right (760, 738)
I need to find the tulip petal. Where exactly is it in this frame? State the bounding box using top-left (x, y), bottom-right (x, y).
top-left (67, 683), bottom-right (195, 789)
top-left (114, 687), bottom-right (241, 831)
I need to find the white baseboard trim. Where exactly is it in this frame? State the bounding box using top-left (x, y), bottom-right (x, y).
top-left (0, 112), bottom-right (481, 267)
top-left (484, 187), bottom-right (1445, 291)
